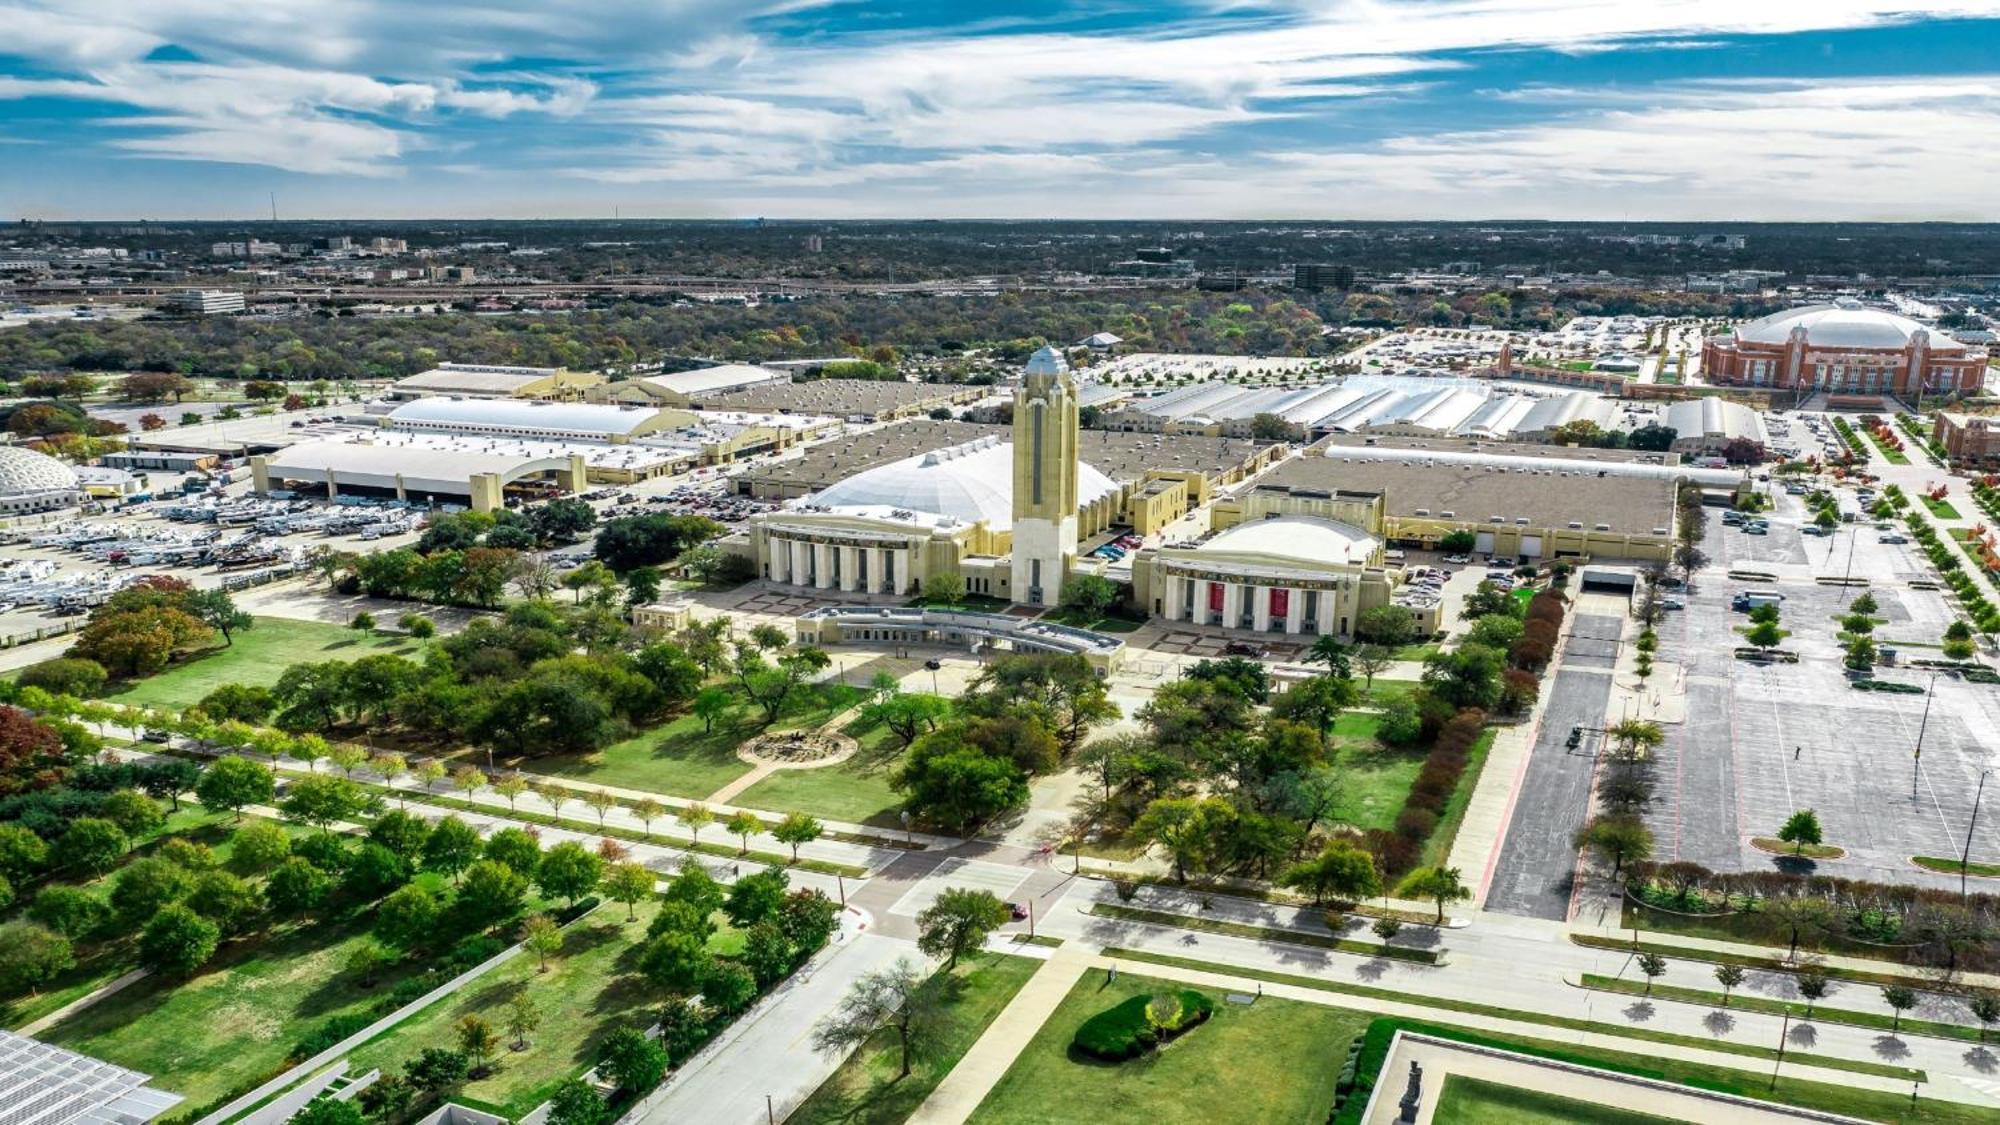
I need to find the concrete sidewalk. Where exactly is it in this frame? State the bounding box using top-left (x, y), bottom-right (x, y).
top-left (909, 949), bottom-right (1093, 1124)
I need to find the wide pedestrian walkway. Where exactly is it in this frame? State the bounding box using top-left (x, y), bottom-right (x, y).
top-left (908, 948), bottom-right (1093, 1124)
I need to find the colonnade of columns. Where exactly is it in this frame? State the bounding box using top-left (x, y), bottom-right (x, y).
top-left (768, 535), bottom-right (912, 595)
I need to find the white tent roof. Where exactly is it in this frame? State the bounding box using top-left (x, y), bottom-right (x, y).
top-left (389, 397), bottom-right (660, 437)
top-left (803, 436), bottom-right (1116, 531)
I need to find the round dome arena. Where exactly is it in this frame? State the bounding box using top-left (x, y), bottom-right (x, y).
top-left (1732, 300), bottom-right (1966, 352)
top-left (805, 435), bottom-right (1116, 531)
top-left (0, 445), bottom-right (82, 514)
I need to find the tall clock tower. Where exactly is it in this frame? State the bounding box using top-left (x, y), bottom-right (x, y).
top-left (1010, 345), bottom-right (1080, 607)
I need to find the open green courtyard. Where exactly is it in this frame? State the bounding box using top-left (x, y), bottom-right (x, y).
top-left (109, 617), bottom-right (422, 711)
top-left (791, 953), bottom-right (1039, 1125)
top-left (966, 970), bottom-right (1368, 1125)
top-left (1434, 1075), bottom-right (1690, 1125)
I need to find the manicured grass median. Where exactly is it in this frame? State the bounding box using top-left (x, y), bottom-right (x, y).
top-left (110, 617), bottom-right (421, 710)
top-left (1913, 855), bottom-right (2000, 878)
top-left (1924, 498), bottom-right (1962, 519)
top-left (1434, 1075), bottom-right (1684, 1125)
top-left (1101, 948), bottom-right (1920, 1083)
top-left (1086, 904), bottom-right (1435, 963)
top-left (967, 970), bottom-right (1368, 1125)
top-left (1580, 973), bottom-right (1982, 1044)
top-left (791, 954), bottom-right (1039, 1125)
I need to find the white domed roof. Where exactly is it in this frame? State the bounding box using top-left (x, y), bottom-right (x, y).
top-left (1202, 515), bottom-right (1377, 566)
top-left (0, 445), bottom-right (80, 497)
top-left (1025, 345), bottom-right (1070, 376)
top-left (804, 436), bottom-right (1115, 531)
top-left (1735, 301), bottom-right (1965, 351)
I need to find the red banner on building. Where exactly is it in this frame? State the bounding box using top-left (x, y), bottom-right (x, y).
top-left (1269, 587), bottom-right (1289, 618)
top-left (1208, 582), bottom-right (1225, 613)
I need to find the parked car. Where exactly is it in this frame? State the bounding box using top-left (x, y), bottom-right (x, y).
top-left (1222, 641), bottom-right (1268, 658)
top-left (1441, 554), bottom-right (1472, 564)
top-left (1879, 533), bottom-right (1909, 544)
top-left (1743, 524), bottom-right (1768, 536)
top-left (1660, 597), bottom-right (1685, 611)
top-left (1008, 902), bottom-right (1030, 921)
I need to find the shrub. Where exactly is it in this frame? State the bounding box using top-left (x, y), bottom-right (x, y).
top-left (1072, 989), bottom-right (1215, 1061)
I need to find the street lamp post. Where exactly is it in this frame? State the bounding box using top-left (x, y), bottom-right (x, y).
top-left (1912, 671), bottom-right (1940, 791)
top-left (1959, 768), bottom-right (1993, 901)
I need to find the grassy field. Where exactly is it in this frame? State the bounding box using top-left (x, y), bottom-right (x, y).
top-left (1925, 498), bottom-right (1963, 519)
top-left (967, 971), bottom-right (1366, 1125)
top-left (343, 899), bottom-right (719, 1120)
top-left (1326, 711), bottom-right (1422, 833)
top-left (1434, 1075), bottom-right (1688, 1125)
top-left (732, 716), bottom-right (910, 826)
top-left (791, 954), bottom-right (1040, 1125)
top-left (40, 896), bottom-right (437, 1108)
top-left (111, 617), bottom-right (422, 710)
top-left (524, 682), bottom-right (868, 800)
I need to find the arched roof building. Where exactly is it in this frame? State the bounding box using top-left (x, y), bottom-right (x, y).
top-left (1702, 299), bottom-right (1986, 398)
top-left (0, 445), bottom-right (83, 514)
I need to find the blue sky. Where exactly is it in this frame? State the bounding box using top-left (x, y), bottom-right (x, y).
top-left (3, 1), bottom-right (2000, 220)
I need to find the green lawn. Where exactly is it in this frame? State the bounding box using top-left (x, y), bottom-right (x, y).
top-left (969, 970), bottom-right (1366, 1125)
top-left (40, 895), bottom-right (435, 1108)
top-left (343, 899), bottom-right (710, 1120)
top-left (791, 954), bottom-right (1040, 1125)
top-left (1434, 1075), bottom-right (1689, 1125)
top-left (1359, 678), bottom-right (1419, 709)
top-left (1925, 498), bottom-right (1963, 519)
top-left (110, 617), bottom-right (422, 710)
top-left (732, 717), bottom-right (911, 827)
top-left (524, 682), bottom-right (869, 800)
top-left (1327, 711), bottom-right (1422, 833)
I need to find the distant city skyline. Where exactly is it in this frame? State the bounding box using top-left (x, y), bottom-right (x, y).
top-left (4, 1), bottom-right (2000, 221)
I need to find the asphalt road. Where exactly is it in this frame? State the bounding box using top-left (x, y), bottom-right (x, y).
top-left (1483, 611), bottom-right (1623, 920)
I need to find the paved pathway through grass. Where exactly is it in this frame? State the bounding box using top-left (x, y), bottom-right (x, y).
top-left (908, 949), bottom-right (1092, 1124)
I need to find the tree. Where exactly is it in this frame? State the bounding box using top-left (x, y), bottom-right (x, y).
top-left (505, 989), bottom-right (541, 1051)
top-left (598, 1026), bottom-right (668, 1093)
top-left (455, 860), bottom-right (529, 929)
top-left (266, 857), bottom-right (333, 918)
top-left (1636, 951), bottom-right (1668, 996)
top-left (345, 941), bottom-right (394, 988)
top-left (139, 904), bottom-right (220, 976)
top-left (772, 812), bottom-right (823, 863)
top-left (457, 1014), bottom-right (500, 1076)
top-left (1795, 964), bottom-right (1830, 1017)
top-left (725, 870), bottom-right (791, 929)
top-left (582, 789), bottom-right (619, 829)
top-left (1777, 809), bottom-right (1823, 855)
top-left (1969, 990), bottom-right (2000, 1043)
top-left (639, 930), bottom-right (712, 994)
top-left (916, 887), bottom-right (1012, 970)
top-left (666, 801), bottom-right (703, 844)
top-left (605, 862), bottom-right (655, 921)
top-left (489, 774), bottom-right (528, 813)
top-left (893, 734), bottom-right (1029, 833)
top-left (0, 922), bottom-right (72, 995)
top-left (291, 1100), bottom-right (363, 1125)
top-left (862, 692), bottom-right (951, 747)
top-left (536, 841), bottom-right (603, 906)
top-left (1714, 963), bottom-right (1746, 1007)
top-left (1395, 866), bottom-right (1471, 924)
top-left (110, 858), bottom-right (194, 920)
top-left (422, 816), bottom-right (482, 882)
top-left (377, 883), bottom-right (444, 949)
top-left (1882, 984), bottom-right (1918, 1034)
top-left (102, 789), bottom-right (165, 839)
top-left (1573, 816), bottom-right (1654, 875)
top-left (351, 611), bottom-right (375, 633)
top-left (1745, 618), bottom-right (1783, 652)
top-left (1356, 604), bottom-right (1418, 647)
top-left (196, 756), bottom-right (273, 822)
top-left (624, 565), bottom-right (664, 607)
top-left (28, 885), bottom-right (106, 939)
top-left (403, 1047), bottom-right (470, 1101)
top-left (743, 920), bottom-right (793, 986)
top-left (1131, 796), bottom-right (1236, 884)
top-left (545, 1080), bottom-right (611, 1125)
top-left (726, 810), bottom-right (762, 855)
top-left (17, 657), bottom-right (108, 698)
top-left (520, 912), bottom-right (563, 972)
top-left (812, 957), bottom-right (951, 1079)
top-left (1059, 574), bottom-right (1119, 616)
top-left (692, 686), bottom-right (732, 733)
top-left (400, 613), bottom-right (437, 640)
top-left (452, 766), bottom-right (487, 802)
top-left (0, 826), bottom-right (46, 882)
top-left (922, 572), bottom-right (965, 605)
top-left (281, 775), bottom-right (367, 834)
top-left (187, 588), bottom-right (253, 646)
top-left (139, 758), bottom-right (203, 812)
top-left (1278, 840), bottom-right (1381, 906)
top-left (1351, 644), bottom-right (1395, 689)
top-left (56, 818), bottom-right (129, 878)
top-left (484, 827), bottom-right (542, 875)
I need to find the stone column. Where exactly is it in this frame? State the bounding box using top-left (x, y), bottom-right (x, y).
top-left (813, 543), bottom-right (833, 589)
top-left (791, 540), bottom-right (811, 587)
top-left (1252, 584), bottom-right (1273, 631)
top-left (1222, 582), bottom-right (1244, 630)
top-left (1285, 588), bottom-right (1306, 634)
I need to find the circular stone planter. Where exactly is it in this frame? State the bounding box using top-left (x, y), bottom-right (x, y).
top-left (738, 729), bottom-right (858, 767)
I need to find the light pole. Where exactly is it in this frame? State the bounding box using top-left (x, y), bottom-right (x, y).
top-left (1959, 768), bottom-right (1993, 901)
top-left (1912, 671), bottom-right (1940, 792)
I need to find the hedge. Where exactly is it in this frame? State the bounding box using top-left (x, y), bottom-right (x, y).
top-left (1072, 989), bottom-right (1215, 1062)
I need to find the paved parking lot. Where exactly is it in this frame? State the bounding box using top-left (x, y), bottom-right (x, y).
top-left (1647, 500), bottom-right (2000, 887)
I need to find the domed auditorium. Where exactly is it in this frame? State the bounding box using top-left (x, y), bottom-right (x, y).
top-left (1700, 299), bottom-right (1986, 398)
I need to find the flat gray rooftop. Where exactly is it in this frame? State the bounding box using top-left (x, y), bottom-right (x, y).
top-left (1254, 454), bottom-right (1678, 535)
